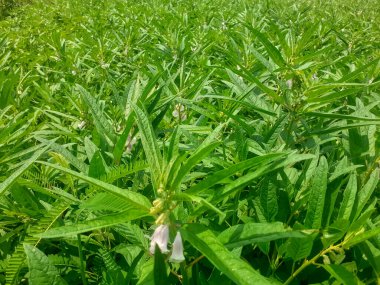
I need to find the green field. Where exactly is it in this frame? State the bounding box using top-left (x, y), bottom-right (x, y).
top-left (0, 0), bottom-right (379, 284)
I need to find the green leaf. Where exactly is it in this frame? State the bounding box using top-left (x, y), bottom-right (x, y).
top-left (37, 161), bottom-right (151, 211)
top-left (137, 259), bottom-right (154, 285)
top-left (88, 150), bottom-right (107, 178)
top-left (214, 153), bottom-right (311, 202)
top-left (170, 141), bottom-right (220, 191)
top-left (113, 114), bottom-right (135, 164)
top-left (37, 138), bottom-right (89, 173)
top-left (35, 209), bottom-right (147, 238)
top-left (281, 234), bottom-right (316, 262)
top-left (359, 241), bottom-right (380, 273)
top-left (182, 224), bottom-right (277, 285)
top-left (80, 192), bottom-right (133, 212)
top-left (354, 169), bottom-right (379, 220)
top-left (174, 193), bottom-right (226, 221)
top-left (218, 222), bottom-right (308, 248)
top-left (344, 227), bottom-right (380, 249)
top-left (84, 136), bottom-right (97, 162)
top-left (321, 264), bottom-right (357, 285)
top-left (304, 156), bottom-right (328, 229)
top-left (186, 153), bottom-right (286, 195)
top-left (76, 84), bottom-right (116, 145)
top-left (247, 27), bottom-right (286, 68)
top-left (259, 176), bottom-right (278, 221)
top-left (303, 111), bottom-right (380, 122)
top-left (0, 144), bottom-right (49, 196)
top-left (131, 102), bottom-right (163, 188)
top-left (24, 244), bottom-right (67, 285)
top-left (153, 245), bottom-right (169, 285)
top-left (337, 174), bottom-right (357, 221)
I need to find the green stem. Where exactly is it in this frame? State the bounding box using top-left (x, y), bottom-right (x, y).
top-left (284, 244), bottom-right (341, 285)
top-left (77, 234), bottom-right (88, 285)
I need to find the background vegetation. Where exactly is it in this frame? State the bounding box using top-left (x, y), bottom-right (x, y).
top-left (0, 0), bottom-right (379, 284)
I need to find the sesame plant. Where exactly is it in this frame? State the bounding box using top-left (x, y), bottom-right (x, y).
top-left (0, 0), bottom-right (379, 284)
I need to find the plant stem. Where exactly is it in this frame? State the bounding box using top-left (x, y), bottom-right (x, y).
top-left (186, 255), bottom-right (204, 268)
top-left (77, 234), bottom-right (88, 285)
top-left (283, 244), bottom-right (341, 285)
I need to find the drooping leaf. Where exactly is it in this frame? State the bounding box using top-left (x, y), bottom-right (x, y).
top-left (38, 161), bottom-right (151, 211)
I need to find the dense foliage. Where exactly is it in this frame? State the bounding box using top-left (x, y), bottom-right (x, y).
top-left (0, 0), bottom-right (379, 284)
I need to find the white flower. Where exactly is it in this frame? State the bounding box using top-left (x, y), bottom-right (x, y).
top-left (149, 225), bottom-right (169, 254)
top-left (172, 104), bottom-right (187, 121)
top-left (125, 135), bottom-right (137, 152)
top-left (286, 79), bottom-right (293, 89)
top-left (77, 120), bottom-right (86, 130)
top-left (169, 231), bottom-right (185, 263)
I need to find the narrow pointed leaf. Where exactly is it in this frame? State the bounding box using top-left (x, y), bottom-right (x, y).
top-left (305, 156), bottom-right (328, 229)
top-left (35, 209), bottom-right (147, 238)
top-left (0, 144), bottom-right (49, 196)
top-left (37, 161), bottom-right (151, 211)
top-left (182, 224), bottom-right (278, 285)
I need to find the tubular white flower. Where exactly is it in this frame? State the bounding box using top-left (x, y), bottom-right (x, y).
top-left (169, 231), bottom-right (185, 263)
top-left (149, 224), bottom-right (169, 254)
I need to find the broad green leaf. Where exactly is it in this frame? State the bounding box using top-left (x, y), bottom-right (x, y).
top-left (80, 192), bottom-right (133, 212)
top-left (37, 161), bottom-right (151, 211)
top-left (24, 244), bottom-right (67, 285)
top-left (113, 223), bottom-right (148, 250)
top-left (321, 264), bottom-right (357, 285)
top-left (305, 156), bottom-right (328, 229)
top-left (218, 222), bottom-right (308, 248)
top-left (359, 241), bottom-right (380, 273)
top-left (84, 136), bottom-right (97, 162)
top-left (137, 259), bottom-right (154, 285)
top-left (35, 209), bottom-right (147, 238)
top-left (88, 150), bottom-right (107, 178)
top-left (0, 144), bottom-right (49, 196)
top-left (280, 234), bottom-right (316, 262)
top-left (259, 176), bottom-right (278, 221)
top-left (182, 224), bottom-right (277, 285)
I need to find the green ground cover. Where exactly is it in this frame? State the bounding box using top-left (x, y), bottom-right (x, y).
top-left (0, 0), bottom-right (379, 284)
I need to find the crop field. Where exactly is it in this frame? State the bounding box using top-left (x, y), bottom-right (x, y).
top-left (0, 0), bottom-right (379, 284)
